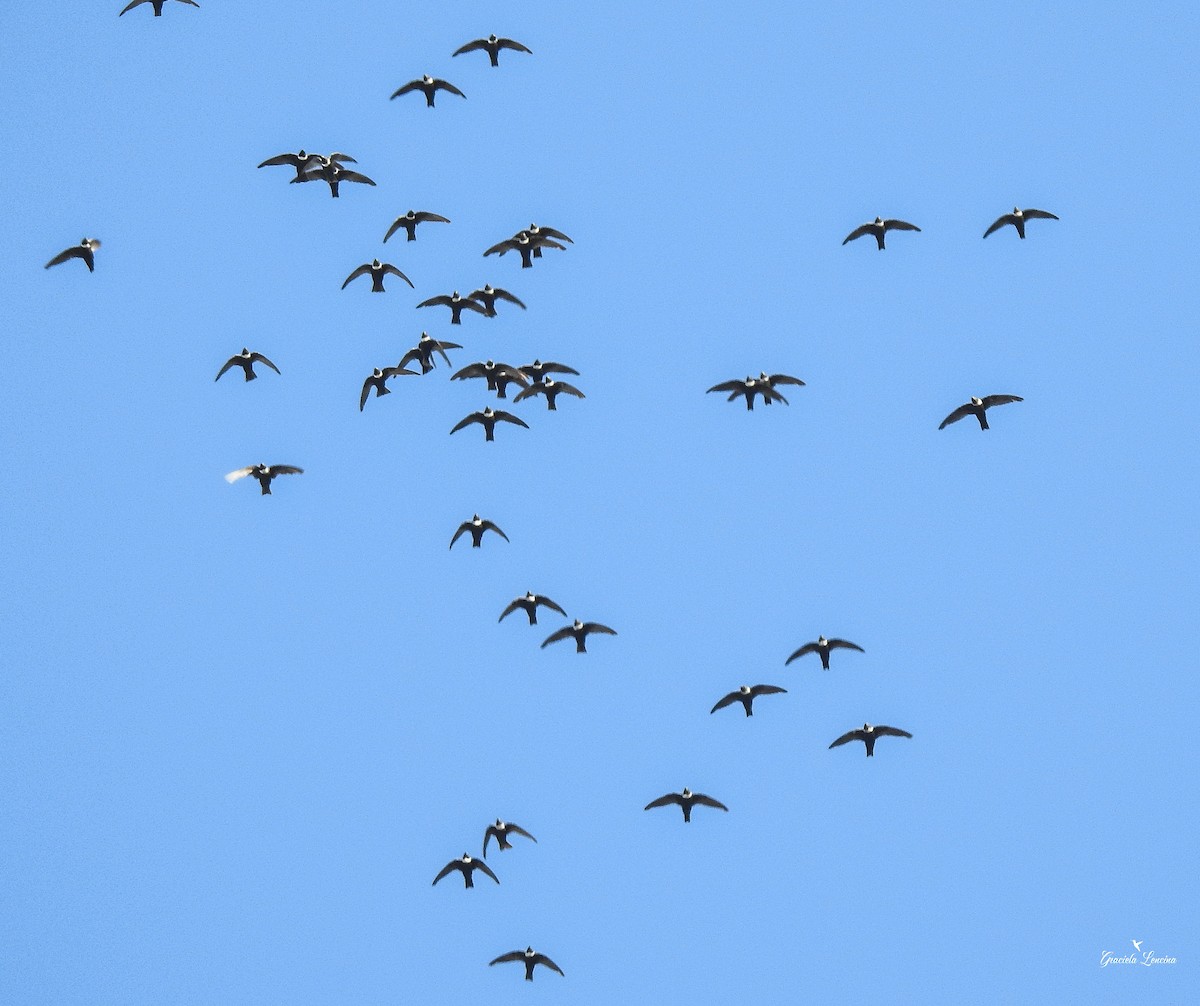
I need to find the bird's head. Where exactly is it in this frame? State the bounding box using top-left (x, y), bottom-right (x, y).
top-left (471, 514), bottom-right (482, 523)
top-left (405, 210), bottom-right (417, 219)
top-left (874, 217), bottom-right (884, 225)
top-left (460, 853), bottom-right (472, 862)
top-left (482, 284), bottom-right (495, 293)
top-left (525, 592), bottom-right (537, 601)
top-left (863, 723), bottom-right (873, 732)
top-left (489, 34), bottom-right (500, 43)
top-left (817, 635), bottom-right (828, 645)
top-left (681, 788), bottom-right (692, 797)
top-left (423, 75), bottom-right (435, 84)
top-left (240, 347), bottom-right (250, 355)
top-left (371, 259), bottom-right (382, 268)
top-left (482, 407), bottom-right (496, 417)
top-left (1013, 206), bottom-right (1022, 215)
top-left (970, 396), bottom-right (984, 406)
top-left (739, 685), bottom-right (752, 695)
top-left (524, 947), bottom-right (535, 956)
top-left (297, 149), bottom-right (308, 158)
top-left (494, 818), bottom-right (505, 827)
top-left (372, 368), bottom-right (384, 378)
top-left (572, 620), bottom-right (584, 630)
top-left (419, 332), bottom-right (431, 341)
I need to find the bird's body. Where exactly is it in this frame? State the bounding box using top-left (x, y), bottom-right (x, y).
top-left (450, 407), bottom-right (529, 442)
top-left (119, 0), bottom-right (198, 15)
top-left (383, 210), bottom-right (450, 243)
top-left (224, 464), bottom-right (303, 496)
top-left (468, 285), bottom-right (526, 317)
top-left (482, 819), bottom-right (537, 856)
top-left (498, 592), bottom-right (566, 626)
top-left (513, 377), bottom-right (585, 411)
top-left (360, 366), bottom-right (416, 411)
top-left (938, 395), bottom-right (1023, 431)
top-left (710, 684), bottom-right (787, 717)
top-left (391, 75), bottom-right (466, 107)
top-left (416, 291), bottom-right (487, 324)
top-left (541, 619), bottom-right (616, 653)
top-left (785, 635), bottom-right (865, 671)
top-left (828, 723), bottom-right (913, 757)
top-left (450, 514), bottom-right (509, 549)
top-left (399, 334), bottom-right (461, 374)
top-left (292, 162), bottom-right (375, 198)
top-left (843, 216), bottom-right (921, 250)
top-left (215, 348), bottom-right (280, 383)
top-left (983, 207), bottom-right (1059, 240)
top-left (489, 948), bottom-right (563, 982)
top-left (643, 788), bottom-right (728, 823)
top-left (342, 260), bottom-right (413, 293)
top-left (45, 238), bottom-right (101, 272)
top-left (451, 361), bottom-right (530, 399)
top-left (453, 34), bottom-right (533, 67)
top-left (432, 853), bottom-right (498, 888)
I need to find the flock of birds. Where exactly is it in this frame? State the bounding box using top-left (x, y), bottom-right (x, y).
top-left (47, 3), bottom-right (1063, 985)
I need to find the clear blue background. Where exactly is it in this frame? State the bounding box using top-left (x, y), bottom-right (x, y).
top-left (2, 2), bottom-right (1195, 1002)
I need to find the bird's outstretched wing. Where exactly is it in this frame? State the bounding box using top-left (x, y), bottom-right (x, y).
top-left (472, 859), bottom-right (499, 883)
top-left (534, 225), bottom-right (572, 243)
top-left (707, 380), bottom-right (743, 395)
top-left (710, 691), bottom-right (742, 714)
top-left (390, 80), bottom-right (422, 99)
top-left (44, 246), bottom-right (89, 270)
top-left (326, 152), bottom-right (356, 164)
top-left (488, 951), bottom-right (525, 966)
top-left (359, 376), bottom-right (378, 412)
top-left (767, 373), bottom-right (805, 387)
top-left (582, 622), bottom-right (616, 636)
top-left (449, 523), bottom-right (471, 548)
top-left (341, 265), bottom-right (372, 289)
top-left (981, 394), bottom-right (1023, 408)
top-left (552, 382), bottom-right (586, 398)
top-left (842, 224), bottom-right (874, 245)
top-left (431, 861), bottom-right (458, 886)
top-left (938, 404), bottom-right (974, 429)
top-left (214, 357), bottom-right (239, 381)
top-left (883, 219), bottom-right (921, 232)
top-left (497, 600), bottom-right (524, 623)
top-left (531, 953), bottom-right (563, 976)
top-left (643, 793), bottom-right (683, 810)
top-left (452, 363), bottom-right (488, 381)
top-left (691, 793), bottom-right (728, 811)
top-left (983, 214), bottom-right (1016, 238)
top-left (483, 239), bottom-right (516, 257)
top-left (826, 639), bottom-right (864, 653)
top-left (750, 685), bottom-right (787, 697)
top-left (493, 411), bottom-right (529, 428)
top-left (1023, 209), bottom-right (1059, 221)
top-left (536, 596), bottom-right (566, 617)
top-left (450, 414), bottom-right (480, 435)
top-left (257, 152), bottom-right (302, 168)
top-left (224, 467), bottom-right (254, 484)
top-left (336, 169), bottom-right (375, 186)
top-left (417, 295), bottom-right (453, 309)
top-left (498, 38), bottom-right (534, 55)
top-left (504, 822), bottom-right (536, 842)
top-left (381, 264), bottom-right (414, 288)
top-left (541, 627), bottom-right (574, 648)
top-left (266, 466), bottom-right (303, 477)
top-left (473, 286), bottom-right (525, 308)
top-left (873, 725), bottom-right (913, 739)
top-left (828, 729), bottom-right (867, 749)
top-left (249, 352), bottom-right (280, 375)
top-left (785, 642), bottom-right (818, 665)
top-left (433, 79), bottom-right (466, 98)
top-left (480, 521), bottom-right (509, 541)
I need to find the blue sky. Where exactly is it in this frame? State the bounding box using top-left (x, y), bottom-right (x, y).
top-left (1, 2), bottom-right (1196, 1002)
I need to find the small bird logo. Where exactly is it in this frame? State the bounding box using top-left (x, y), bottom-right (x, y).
top-left (1131, 940), bottom-right (1143, 952)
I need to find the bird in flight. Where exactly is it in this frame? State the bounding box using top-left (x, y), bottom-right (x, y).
top-left (482, 819), bottom-right (537, 856)
top-left (710, 684), bottom-right (787, 717)
top-left (432, 853), bottom-right (498, 888)
top-left (451, 361), bottom-right (530, 399)
top-left (450, 515), bottom-right (509, 549)
top-left (224, 464), bottom-right (303, 496)
top-left (399, 334), bottom-right (461, 374)
top-left (498, 592), bottom-right (567, 626)
top-left (518, 360), bottom-right (579, 385)
top-left (541, 619), bottom-right (617, 654)
top-left (843, 216), bottom-right (921, 250)
top-left (258, 150), bottom-right (355, 181)
top-left (453, 34), bottom-right (533, 67)
top-left (938, 395), bottom-right (1023, 431)
top-left (708, 372), bottom-right (803, 410)
top-left (416, 291), bottom-right (487, 325)
top-left (513, 377), bottom-right (586, 411)
top-left (451, 407), bottom-right (529, 442)
top-left (488, 948), bottom-right (563, 982)
top-left (484, 233), bottom-right (566, 269)
top-left (119, 0), bottom-right (198, 15)
top-left (292, 162), bottom-right (375, 198)
top-left (983, 207), bottom-right (1059, 240)
top-left (391, 75), bottom-right (466, 107)
top-left (468, 285), bottom-right (525, 317)
top-left (643, 788), bottom-right (728, 823)
top-left (215, 348), bottom-right (280, 383)
top-left (45, 238), bottom-right (101, 272)
top-left (383, 210), bottom-right (450, 243)
top-left (342, 260), bottom-right (413, 293)
top-left (360, 366), bottom-right (417, 411)
top-left (828, 723), bottom-right (913, 757)
top-left (785, 636), bottom-right (865, 671)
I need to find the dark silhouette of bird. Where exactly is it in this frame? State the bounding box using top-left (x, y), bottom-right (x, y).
top-left (489, 948), bottom-right (563, 982)
top-left (342, 260), bottom-right (413, 293)
top-left (983, 207), bottom-right (1059, 240)
top-left (360, 366), bottom-right (417, 411)
top-left (215, 348), bottom-right (280, 383)
top-left (453, 34), bottom-right (533, 66)
top-left (450, 515), bottom-right (509, 549)
top-left (843, 217), bottom-right (921, 250)
top-left (451, 361), bottom-right (529, 399)
top-left (498, 592), bottom-right (566, 626)
top-left (468, 285), bottom-right (525, 317)
top-left (828, 723), bottom-right (913, 757)
top-left (484, 233), bottom-right (566, 269)
top-left (432, 853), bottom-right (498, 888)
top-left (258, 150), bottom-right (355, 181)
top-left (45, 238), bottom-right (101, 272)
top-left (482, 819), bottom-right (537, 856)
top-left (513, 377), bottom-right (585, 411)
top-left (541, 619), bottom-right (616, 653)
top-left (224, 464), bottom-right (303, 495)
top-left (383, 210), bottom-right (450, 243)
top-left (785, 636), bottom-right (865, 671)
top-left (451, 407), bottom-right (529, 442)
top-left (710, 684), bottom-right (787, 717)
top-left (399, 333), bottom-right (461, 374)
top-left (391, 75), bottom-right (466, 107)
top-left (119, 0), bottom-right (198, 15)
top-left (291, 162), bottom-right (375, 198)
top-left (938, 395), bottom-right (1023, 430)
top-left (518, 360), bottom-right (579, 385)
top-left (416, 291), bottom-right (487, 324)
top-left (707, 375), bottom-right (793, 410)
top-left (643, 788), bottom-right (728, 823)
